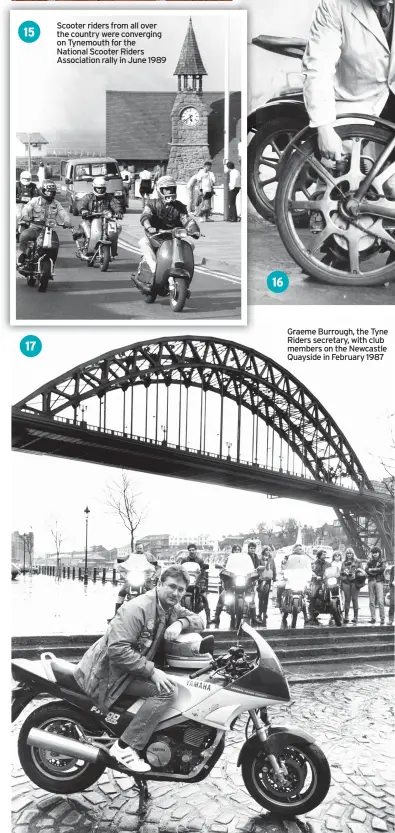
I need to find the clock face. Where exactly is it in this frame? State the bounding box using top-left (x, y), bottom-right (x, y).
top-left (181, 107), bottom-right (200, 126)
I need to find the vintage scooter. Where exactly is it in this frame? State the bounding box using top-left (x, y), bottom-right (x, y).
top-left (75, 211), bottom-right (121, 272)
top-left (17, 220), bottom-right (69, 293)
top-left (132, 227), bottom-right (199, 313)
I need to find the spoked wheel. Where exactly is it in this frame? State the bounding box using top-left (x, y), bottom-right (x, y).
top-left (169, 276), bottom-right (188, 312)
top-left (248, 116), bottom-right (308, 221)
top-left (100, 247), bottom-right (111, 272)
top-left (276, 122), bottom-right (395, 285)
top-left (38, 259), bottom-right (51, 292)
top-left (242, 742), bottom-right (331, 816)
top-left (18, 702), bottom-right (108, 794)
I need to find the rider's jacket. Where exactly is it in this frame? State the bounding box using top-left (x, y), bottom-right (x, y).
top-left (366, 554), bottom-right (386, 583)
top-left (16, 182), bottom-right (38, 202)
top-left (21, 197), bottom-right (71, 228)
top-left (311, 558), bottom-right (327, 581)
top-left (74, 588), bottom-right (204, 712)
top-left (80, 193), bottom-right (122, 217)
top-left (140, 199), bottom-right (194, 232)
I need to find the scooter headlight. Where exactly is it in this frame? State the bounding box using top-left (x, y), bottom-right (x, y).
top-left (114, 190), bottom-right (123, 196)
top-left (235, 576), bottom-right (246, 587)
top-left (174, 228), bottom-right (188, 239)
top-left (75, 192), bottom-right (86, 199)
top-left (225, 593), bottom-right (234, 605)
top-left (103, 210), bottom-right (113, 219)
top-left (326, 577), bottom-right (337, 587)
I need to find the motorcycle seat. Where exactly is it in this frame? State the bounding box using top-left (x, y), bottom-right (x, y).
top-left (50, 658), bottom-right (83, 693)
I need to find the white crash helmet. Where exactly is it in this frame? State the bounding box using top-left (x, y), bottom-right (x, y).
top-left (20, 171), bottom-right (32, 185)
top-left (157, 175), bottom-right (177, 204)
top-left (93, 176), bottom-right (107, 197)
top-left (164, 632), bottom-right (213, 669)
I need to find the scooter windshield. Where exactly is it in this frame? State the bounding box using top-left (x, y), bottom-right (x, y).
top-left (225, 622), bottom-right (290, 702)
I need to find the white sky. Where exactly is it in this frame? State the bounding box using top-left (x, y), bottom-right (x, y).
top-left (9, 307), bottom-right (394, 556)
top-left (11, 11), bottom-right (243, 136)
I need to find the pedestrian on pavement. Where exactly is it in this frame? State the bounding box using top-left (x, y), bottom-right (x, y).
top-left (226, 161), bottom-right (241, 222)
top-left (256, 547), bottom-right (276, 626)
top-left (121, 164), bottom-right (131, 207)
top-left (340, 548), bottom-right (363, 624)
top-left (195, 161), bottom-right (216, 222)
top-left (388, 563), bottom-right (394, 625)
top-left (139, 168), bottom-right (153, 208)
top-left (37, 162), bottom-right (46, 189)
top-left (366, 546), bottom-right (386, 624)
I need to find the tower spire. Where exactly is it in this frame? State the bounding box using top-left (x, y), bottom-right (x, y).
top-left (174, 18), bottom-right (207, 92)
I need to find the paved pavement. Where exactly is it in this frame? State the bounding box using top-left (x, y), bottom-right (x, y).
top-left (15, 200), bottom-right (242, 322)
top-left (12, 678), bottom-right (395, 833)
top-left (248, 212), bottom-right (395, 306)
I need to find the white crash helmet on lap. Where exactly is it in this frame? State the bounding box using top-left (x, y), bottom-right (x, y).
top-left (157, 175), bottom-right (177, 204)
top-left (20, 171), bottom-right (32, 185)
top-left (93, 176), bottom-right (107, 197)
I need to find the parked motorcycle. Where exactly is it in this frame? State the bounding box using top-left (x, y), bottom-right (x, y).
top-left (17, 221), bottom-right (70, 293)
top-left (12, 623), bottom-right (331, 817)
top-left (180, 560), bottom-right (209, 624)
top-left (281, 569), bottom-right (310, 629)
top-left (248, 35), bottom-right (307, 221)
top-left (132, 228), bottom-right (198, 313)
top-left (276, 115), bottom-right (395, 285)
top-left (221, 552), bottom-right (258, 629)
top-left (75, 210), bottom-right (121, 272)
top-left (307, 566), bottom-right (344, 626)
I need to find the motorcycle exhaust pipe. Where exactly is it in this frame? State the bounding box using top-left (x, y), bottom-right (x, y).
top-left (27, 728), bottom-right (104, 765)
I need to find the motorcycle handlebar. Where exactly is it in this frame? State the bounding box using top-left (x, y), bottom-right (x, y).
top-left (189, 660), bottom-right (216, 679)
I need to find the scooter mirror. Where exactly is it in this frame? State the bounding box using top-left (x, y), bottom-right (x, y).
top-left (199, 635), bottom-right (214, 656)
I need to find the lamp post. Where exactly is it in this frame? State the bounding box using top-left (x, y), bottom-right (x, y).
top-left (226, 441), bottom-right (232, 459)
top-left (23, 533), bottom-right (26, 574)
top-left (84, 506), bottom-right (90, 585)
top-left (161, 424), bottom-right (167, 444)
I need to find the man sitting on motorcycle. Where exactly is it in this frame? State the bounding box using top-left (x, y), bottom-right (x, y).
top-left (138, 175), bottom-right (200, 279)
top-left (16, 171), bottom-right (38, 204)
top-left (303, 0), bottom-right (395, 198)
top-left (75, 565), bottom-right (204, 774)
top-left (212, 545), bottom-right (261, 628)
top-left (280, 548), bottom-right (311, 628)
top-left (307, 549), bottom-right (328, 623)
top-left (114, 542), bottom-right (159, 616)
top-left (179, 543), bottom-right (211, 624)
top-left (17, 181), bottom-right (73, 267)
top-left (72, 176), bottom-right (123, 257)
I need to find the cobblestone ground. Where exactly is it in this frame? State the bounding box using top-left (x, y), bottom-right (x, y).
top-left (12, 678), bottom-right (394, 833)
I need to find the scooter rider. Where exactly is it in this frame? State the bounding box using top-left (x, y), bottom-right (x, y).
top-left (18, 181), bottom-right (73, 267)
top-left (307, 549), bottom-right (328, 623)
top-left (16, 171), bottom-right (38, 203)
top-left (73, 176), bottom-right (123, 257)
top-left (75, 565), bottom-right (204, 774)
top-left (138, 175), bottom-right (200, 280)
top-left (179, 543), bottom-right (211, 623)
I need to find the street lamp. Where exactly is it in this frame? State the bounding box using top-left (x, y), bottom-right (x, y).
top-left (84, 506), bottom-right (90, 585)
top-left (226, 441), bottom-right (232, 459)
top-left (161, 424), bottom-right (168, 444)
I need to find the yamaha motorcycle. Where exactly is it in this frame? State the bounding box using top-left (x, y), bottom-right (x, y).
top-left (17, 221), bottom-right (69, 293)
top-left (132, 228), bottom-right (199, 313)
top-left (12, 623), bottom-right (331, 817)
top-left (75, 211), bottom-right (121, 272)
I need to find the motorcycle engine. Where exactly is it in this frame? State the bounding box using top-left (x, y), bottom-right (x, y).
top-left (145, 722), bottom-right (216, 775)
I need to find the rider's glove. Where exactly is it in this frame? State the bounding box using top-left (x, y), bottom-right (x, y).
top-left (192, 232), bottom-right (200, 239)
top-left (146, 226), bottom-right (156, 236)
top-left (81, 211), bottom-right (89, 219)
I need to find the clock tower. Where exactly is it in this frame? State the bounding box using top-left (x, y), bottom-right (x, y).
top-left (167, 18), bottom-right (211, 181)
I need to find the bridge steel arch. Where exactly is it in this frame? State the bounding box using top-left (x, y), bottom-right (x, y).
top-left (12, 336), bottom-right (393, 558)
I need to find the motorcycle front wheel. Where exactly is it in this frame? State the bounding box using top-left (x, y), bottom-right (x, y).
top-left (331, 599), bottom-right (343, 626)
top-left (291, 603), bottom-right (299, 629)
top-left (100, 246), bottom-right (111, 272)
top-left (169, 276), bottom-right (188, 312)
top-left (18, 701), bottom-right (107, 794)
top-left (242, 742), bottom-right (331, 816)
top-left (38, 259), bottom-right (51, 293)
top-left (235, 596), bottom-right (244, 629)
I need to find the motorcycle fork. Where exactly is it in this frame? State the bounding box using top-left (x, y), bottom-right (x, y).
top-left (248, 711), bottom-right (287, 781)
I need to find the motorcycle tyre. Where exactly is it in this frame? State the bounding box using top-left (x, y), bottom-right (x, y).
top-left (38, 259), bottom-right (51, 293)
top-left (17, 701), bottom-right (106, 795)
top-left (27, 276), bottom-right (36, 287)
top-left (275, 123), bottom-right (395, 286)
top-left (235, 596), bottom-right (244, 629)
top-left (331, 600), bottom-right (343, 627)
top-left (291, 603), bottom-right (299, 629)
top-left (242, 741), bottom-right (331, 816)
top-left (100, 247), bottom-right (111, 272)
top-left (72, 204), bottom-right (79, 217)
top-left (247, 115), bottom-right (308, 222)
top-left (169, 276), bottom-right (188, 313)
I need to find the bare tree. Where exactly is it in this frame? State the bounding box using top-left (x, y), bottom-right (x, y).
top-left (49, 518), bottom-right (64, 580)
top-left (104, 472), bottom-right (149, 550)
